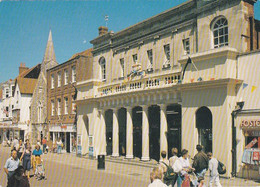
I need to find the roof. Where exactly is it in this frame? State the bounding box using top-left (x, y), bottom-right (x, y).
top-left (15, 64), bottom-right (41, 94)
top-left (70, 48), bottom-right (93, 60)
top-left (0, 89), bottom-right (2, 100)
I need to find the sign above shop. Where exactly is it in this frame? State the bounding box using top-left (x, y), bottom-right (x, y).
top-left (245, 138), bottom-right (258, 149)
top-left (240, 119), bottom-right (260, 128)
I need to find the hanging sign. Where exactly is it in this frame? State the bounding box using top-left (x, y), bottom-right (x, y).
top-left (252, 151), bottom-right (260, 161)
top-left (245, 138), bottom-right (258, 149)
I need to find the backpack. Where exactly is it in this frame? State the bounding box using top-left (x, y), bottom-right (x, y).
top-left (161, 162), bottom-right (178, 185)
top-left (217, 160), bottom-right (226, 175)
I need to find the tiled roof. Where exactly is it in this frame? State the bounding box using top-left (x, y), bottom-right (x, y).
top-left (15, 64), bottom-right (41, 94)
top-left (70, 48), bottom-right (93, 60)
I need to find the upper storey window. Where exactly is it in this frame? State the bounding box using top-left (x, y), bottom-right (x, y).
top-left (72, 66), bottom-right (76, 83)
top-left (147, 50), bottom-right (153, 70)
top-left (51, 74), bottom-right (54, 89)
top-left (57, 71), bottom-right (61, 87)
top-left (212, 17), bottom-right (228, 48)
top-left (120, 58), bottom-right (125, 78)
top-left (133, 54), bottom-right (138, 64)
top-left (64, 69), bottom-right (68, 85)
top-left (99, 57), bottom-right (106, 81)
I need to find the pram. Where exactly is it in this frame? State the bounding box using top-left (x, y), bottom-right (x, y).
top-left (34, 157), bottom-right (47, 180)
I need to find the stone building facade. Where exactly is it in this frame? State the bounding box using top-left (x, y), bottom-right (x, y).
top-left (46, 49), bottom-right (93, 153)
top-left (30, 30), bottom-right (58, 144)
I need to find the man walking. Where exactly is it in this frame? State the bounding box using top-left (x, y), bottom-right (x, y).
top-left (4, 149), bottom-right (20, 180)
top-left (207, 152), bottom-right (222, 187)
top-left (192, 145), bottom-right (208, 178)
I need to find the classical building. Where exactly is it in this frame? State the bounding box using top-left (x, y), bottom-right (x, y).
top-left (30, 30), bottom-right (58, 144)
top-left (46, 48), bottom-right (93, 153)
top-left (75, 0), bottom-right (260, 179)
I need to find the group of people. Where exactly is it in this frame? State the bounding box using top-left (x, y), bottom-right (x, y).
top-left (149, 145), bottom-right (222, 187)
top-left (4, 137), bottom-right (45, 187)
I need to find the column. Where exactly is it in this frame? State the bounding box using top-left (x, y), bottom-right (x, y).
top-left (126, 106), bottom-right (133, 159)
top-left (112, 108), bottom-right (119, 157)
top-left (141, 105), bottom-right (149, 161)
top-left (159, 104), bottom-right (168, 160)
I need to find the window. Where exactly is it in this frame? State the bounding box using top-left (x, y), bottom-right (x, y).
top-left (133, 54), bottom-right (138, 64)
top-left (163, 44), bottom-right (170, 67)
top-left (212, 17), bottom-right (228, 48)
top-left (99, 57), bottom-right (106, 81)
top-left (72, 95), bottom-right (76, 114)
top-left (120, 58), bottom-right (125, 77)
top-left (64, 97), bottom-right (68, 115)
top-left (5, 88), bottom-right (9, 98)
top-left (72, 66), bottom-right (76, 83)
top-left (51, 100), bottom-right (55, 116)
top-left (51, 74), bottom-right (54, 89)
top-left (147, 50), bottom-right (153, 69)
top-left (183, 39), bottom-right (190, 55)
top-left (57, 72), bottom-right (61, 87)
top-left (57, 98), bottom-right (61, 115)
top-left (64, 69), bottom-right (68, 85)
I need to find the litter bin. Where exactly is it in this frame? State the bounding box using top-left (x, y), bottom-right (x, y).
top-left (97, 155), bottom-right (105, 169)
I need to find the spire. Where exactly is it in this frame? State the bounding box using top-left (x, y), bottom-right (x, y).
top-left (42, 30), bottom-right (56, 64)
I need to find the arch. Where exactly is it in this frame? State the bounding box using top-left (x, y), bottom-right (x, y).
top-left (132, 106), bottom-right (142, 159)
top-left (166, 104), bottom-right (182, 158)
top-left (99, 57), bottom-right (106, 80)
top-left (105, 109), bottom-right (113, 155)
top-left (196, 106), bottom-right (212, 153)
top-left (211, 16), bottom-right (228, 48)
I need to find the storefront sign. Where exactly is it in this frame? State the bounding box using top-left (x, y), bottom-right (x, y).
top-left (245, 138), bottom-right (258, 149)
top-left (252, 152), bottom-right (260, 161)
top-left (240, 119), bottom-right (260, 128)
top-left (60, 125), bottom-right (67, 130)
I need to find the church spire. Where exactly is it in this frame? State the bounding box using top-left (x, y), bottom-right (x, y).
top-left (42, 30), bottom-right (56, 64)
top-left (41, 30), bottom-right (58, 73)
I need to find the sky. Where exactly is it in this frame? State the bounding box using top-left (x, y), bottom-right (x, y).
top-left (0, 0), bottom-right (259, 83)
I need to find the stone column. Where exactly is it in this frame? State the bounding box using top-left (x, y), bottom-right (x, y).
top-left (112, 108), bottom-right (119, 157)
top-left (126, 106), bottom-right (133, 159)
top-left (159, 104), bottom-right (168, 160)
top-left (141, 105), bottom-right (150, 161)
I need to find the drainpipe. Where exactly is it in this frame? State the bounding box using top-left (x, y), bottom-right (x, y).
top-left (231, 101), bottom-right (244, 177)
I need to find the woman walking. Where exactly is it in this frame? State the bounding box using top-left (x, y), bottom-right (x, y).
top-left (20, 145), bottom-right (32, 179)
top-left (56, 138), bottom-right (62, 154)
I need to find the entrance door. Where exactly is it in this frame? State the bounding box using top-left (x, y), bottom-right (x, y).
top-left (196, 106), bottom-right (212, 153)
top-left (133, 106), bottom-right (142, 159)
top-left (118, 108), bottom-right (126, 156)
top-left (66, 132), bottom-right (70, 153)
top-left (105, 110), bottom-right (113, 156)
top-left (167, 104), bottom-right (182, 158)
top-left (149, 105), bottom-right (160, 161)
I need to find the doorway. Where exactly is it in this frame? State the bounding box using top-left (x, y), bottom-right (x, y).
top-left (132, 106), bottom-right (142, 159)
top-left (105, 109), bottom-right (113, 156)
top-left (118, 108), bottom-right (126, 156)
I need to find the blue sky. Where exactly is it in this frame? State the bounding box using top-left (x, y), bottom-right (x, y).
top-left (0, 0), bottom-right (259, 83)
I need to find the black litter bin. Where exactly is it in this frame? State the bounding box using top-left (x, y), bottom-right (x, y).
top-left (97, 155), bottom-right (105, 169)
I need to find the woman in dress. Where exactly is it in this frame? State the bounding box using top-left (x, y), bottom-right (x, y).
top-left (20, 145), bottom-right (32, 179)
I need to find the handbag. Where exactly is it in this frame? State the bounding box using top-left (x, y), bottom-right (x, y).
top-left (217, 160), bottom-right (226, 175)
top-left (161, 162), bottom-right (178, 185)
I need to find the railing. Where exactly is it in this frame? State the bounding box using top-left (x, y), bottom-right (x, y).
top-left (97, 72), bottom-right (181, 97)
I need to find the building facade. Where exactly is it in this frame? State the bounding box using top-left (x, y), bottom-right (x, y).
top-left (47, 49), bottom-right (93, 153)
top-left (30, 31), bottom-right (58, 144)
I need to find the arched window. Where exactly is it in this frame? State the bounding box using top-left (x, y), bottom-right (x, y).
top-left (212, 17), bottom-right (228, 48)
top-left (99, 57), bottom-right (106, 81)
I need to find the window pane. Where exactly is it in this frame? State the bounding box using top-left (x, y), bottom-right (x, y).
top-left (213, 30), bottom-right (218, 37)
top-left (224, 27), bottom-right (228, 34)
top-left (219, 28), bottom-right (224, 36)
top-left (220, 36), bottom-right (224, 44)
top-left (214, 38), bottom-right (218, 45)
top-left (225, 35), bottom-right (228, 43)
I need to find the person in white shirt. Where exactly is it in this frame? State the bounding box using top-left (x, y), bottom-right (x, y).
top-left (148, 166), bottom-right (167, 187)
top-left (169, 148), bottom-right (178, 168)
top-left (173, 149), bottom-right (195, 187)
top-left (207, 152), bottom-right (222, 187)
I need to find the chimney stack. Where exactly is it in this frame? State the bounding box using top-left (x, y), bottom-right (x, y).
top-left (19, 63), bottom-right (29, 75)
top-left (98, 26), bottom-right (108, 36)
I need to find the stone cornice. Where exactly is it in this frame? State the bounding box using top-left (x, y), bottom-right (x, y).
top-left (76, 79), bottom-right (102, 88)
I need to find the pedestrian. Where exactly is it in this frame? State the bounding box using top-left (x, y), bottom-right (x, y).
top-left (159, 151), bottom-right (169, 173)
top-left (148, 166), bottom-right (167, 187)
top-left (12, 136), bottom-right (19, 151)
top-left (20, 145), bottom-right (32, 179)
top-left (24, 139), bottom-right (30, 150)
top-left (173, 149), bottom-right (195, 187)
top-left (7, 166), bottom-right (30, 187)
top-left (169, 148), bottom-right (178, 168)
top-left (207, 152), bottom-right (222, 187)
top-left (192, 145), bottom-right (209, 178)
top-left (17, 139), bottom-right (25, 159)
top-left (56, 138), bottom-right (62, 154)
top-left (42, 136), bottom-right (47, 154)
top-left (32, 145), bottom-right (43, 174)
top-left (4, 149), bottom-right (20, 181)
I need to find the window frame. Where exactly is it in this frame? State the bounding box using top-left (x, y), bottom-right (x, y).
top-left (72, 66), bottom-right (76, 83)
top-left (51, 74), bottom-right (55, 89)
top-left (51, 100), bottom-right (55, 116)
top-left (99, 57), bottom-right (106, 81)
top-left (183, 38), bottom-right (190, 55)
top-left (64, 97), bottom-right (68, 115)
top-left (120, 58), bottom-right (125, 78)
top-left (132, 54), bottom-right (138, 64)
top-left (64, 69), bottom-right (68, 85)
top-left (57, 71), bottom-right (61, 87)
top-left (57, 98), bottom-right (61, 116)
top-left (147, 49), bottom-right (153, 69)
top-left (212, 17), bottom-right (228, 48)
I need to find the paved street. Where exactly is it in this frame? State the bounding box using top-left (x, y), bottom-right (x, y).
top-left (0, 145), bottom-right (259, 187)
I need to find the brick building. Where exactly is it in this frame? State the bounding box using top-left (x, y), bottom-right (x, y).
top-left (47, 49), bottom-right (93, 153)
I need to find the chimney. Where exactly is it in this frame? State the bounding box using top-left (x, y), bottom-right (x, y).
top-left (98, 26), bottom-right (108, 36)
top-left (19, 63), bottom-right (29, 75)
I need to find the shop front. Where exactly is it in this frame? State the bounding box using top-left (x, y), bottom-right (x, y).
top-left (49, 123), bottom-right (77, 153)
top-left (236, 113), bottom-right (260, 180)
